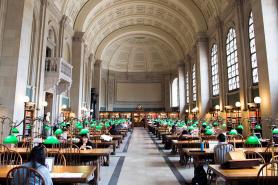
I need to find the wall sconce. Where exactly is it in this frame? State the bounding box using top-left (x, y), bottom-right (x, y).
top-left (215, 105), bottom-right (220, 111)
top-left (42, 101), bottom-right (48, 107)
top-left (23, 96), bottom-right (30, 103)
top-left (235, 101), bottom-right (241, 108)
top-left (254, 96), bottom-right (261, 104)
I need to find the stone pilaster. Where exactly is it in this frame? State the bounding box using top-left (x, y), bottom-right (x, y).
top-left (70, 32), bottom-right (85, 117)
top-left (0, 0), bottom-right (34, 124)
top-left (251, 0), bottom-right (278, 137)
top-left (178, 62), bottom-right (185, 118)
top-left (93, 59), bottom-right (102, 119)
top-left (196, 33), bottom-right (210, 118)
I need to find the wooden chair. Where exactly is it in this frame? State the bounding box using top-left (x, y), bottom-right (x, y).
top-left (270, 155), bottom-right (278, 162)
top-left (244, 151), bottom-right (265, 164)
top-left (6, 166), bottom-right (46, 185)
top-left (6, 150), bottom-right (23, 165)
top-left (47, 151), bottom-right (66, 166)
top-left (64, 144), bottom-right (80, 165)
top-left (0, 143), bottom-right (10, 152)
top-left (257, 161), bottom-right (278, 185)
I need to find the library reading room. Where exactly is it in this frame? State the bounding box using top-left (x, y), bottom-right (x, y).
top-left (0, 0), bottom-right (278, 185)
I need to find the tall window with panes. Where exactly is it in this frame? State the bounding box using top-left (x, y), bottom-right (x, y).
top-left (186, 71), bottom-right (189, 103)
top-left (192, 64), bottom-right (196, 102)
top-left (248, 12), bottom-right (259, 84)
top-left (211, 44), bottom-right (219, 96)
top-left (226, 28), bottom-right (239, 91)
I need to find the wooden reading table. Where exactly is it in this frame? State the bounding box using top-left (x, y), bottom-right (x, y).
top-left (0, 165), bottom-right (96, 184)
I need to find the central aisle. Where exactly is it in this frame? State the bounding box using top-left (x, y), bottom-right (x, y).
top-left (117, 128), bottom-right (181, 185)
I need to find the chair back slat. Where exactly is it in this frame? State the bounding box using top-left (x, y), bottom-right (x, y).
top-left (6, 166), bottom-right (46, 185)
top-left (257, 161), bottom-right (278, 185)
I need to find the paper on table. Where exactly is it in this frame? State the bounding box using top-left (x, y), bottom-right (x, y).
top-left (50, 173), bottom-right (83, 178)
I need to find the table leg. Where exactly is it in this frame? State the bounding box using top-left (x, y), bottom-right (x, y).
top-left (104, 154), bottom-right (110, 166)
top-left (93, 158), bottom-right (100, 185)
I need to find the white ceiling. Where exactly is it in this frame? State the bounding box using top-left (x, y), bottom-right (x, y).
top-left (101, 35), bottom-right (177, 72)
top-left (52, 0), bottom-right (233, 72)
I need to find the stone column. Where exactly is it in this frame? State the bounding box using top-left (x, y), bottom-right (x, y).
top-left (252, 0), bottom-right (278, 137)
top-left (0, 0), bottom-right (34, 122)
top-left (93, 59), bottom-right (102, 119)
top-left (164, 73), bottom-right (171, 112)
top-left (196, 33), bottom-right (210, 118)
top-left (235, 0), bottom-right (249, 109)
top-left (178, 62), bottom-right (185, 118)
top-left (216, 17), bottom-right (226, 110)
top-left (70, 32), bottom-right (85, 117)
top-left (35, 0), bottom-right (49, 118)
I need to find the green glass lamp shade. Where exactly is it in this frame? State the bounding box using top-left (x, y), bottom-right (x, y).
top-left (105, 123), bottom-right (110, 127)
top-left (213, 122), bottom-right (219, 127)
top-left (192, 123), bottom-right (197, 128)
top-left (205, 129), bottom-right (214, 135)
top-left (90, 123), bottom-right (96, 128)
top-left (229, 129), bottom-right (238, 135)
top-left (60, 122), bottom-right (67, 127)
top-left (80, 128), bottom-right (89, 135)
top-left (188, 126), bottom-right (194, 131)
top-left (54, 128), bottom-right (63, 135)
top-left (245, 135), bottom-right (260, 145)
top-left (26, 124), bottom-right (32, 129)
top-left (237, 125), bottom-right (244, 130)
top-left (11, 127), bottom-right (19, 134)
top-left (43, 136), bottom-right (59, 145)
top-left (255, 125), bottom-right (262, 130)
top-left (177, 123), bottom-right (184, 128)
top-left (206, 125), bottom-right (211, 129)
top-left (272, 128), bottom-right (278, 135)
top-left (96, 125), bottom-right (103, 131)
top-left (202, 122), bottom-right (207, 126)
top-left (222, 123), bottom-right (227, 128)
top-left (3, 134), bottom-right (18, 144)
top-left (44, 125), bottom-right (51, 131)
top-left (84, 120), bottom-right (89, 125)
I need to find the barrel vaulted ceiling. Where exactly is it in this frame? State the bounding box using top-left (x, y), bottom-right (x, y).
top-left (52, 0), bottom-right (233, 72)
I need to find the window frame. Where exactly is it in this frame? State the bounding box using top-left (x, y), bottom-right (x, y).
top-left (210, 44), bottom-right (220, 96)
top-left (226, 27), bottom-right (240, 92)
top-left (192, 63), bottom-right (197, 102)
top-left (248, 11), bottom-right (259, 85)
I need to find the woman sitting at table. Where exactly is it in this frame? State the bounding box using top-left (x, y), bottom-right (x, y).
top-left (77, 134), bottom-right (94, 150)
top-left (109, 124), bottom-right (119, 135)
top-left (21, 145), bottom-right (53, 185)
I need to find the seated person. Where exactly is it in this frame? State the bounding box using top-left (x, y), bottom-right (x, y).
top-left (21, 145), bottom-right (53, 185)
top-left (214, 133), bottom-right (234, 164)
top-left (170, 125), bottom-right (177, 135)
top-left (77, 134), bottom-right (94, 150)
top-left (109, 124), bottom-right (119, 135)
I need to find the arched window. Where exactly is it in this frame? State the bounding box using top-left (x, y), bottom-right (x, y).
top-left (192, 64), bottom-right (196, 101)
top-left (211, 44), bottom-right (219, 96)
top-left (226, 28), bottom-right (239, 91)
top-left (171, 78), bottom-right (179, 107)
top-left (249, 12), bottom-right (259, 84)
top-left (186, 71), bottom-right (189, 103)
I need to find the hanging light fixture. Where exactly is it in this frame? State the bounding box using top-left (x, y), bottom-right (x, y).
top-left (11, 127), bottom-right (19, 134)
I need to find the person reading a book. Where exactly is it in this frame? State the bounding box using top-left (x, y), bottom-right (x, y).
top-left (21, 145), bottom-right (53, 185)
top-left (77, 134), bottom-right (94, 150)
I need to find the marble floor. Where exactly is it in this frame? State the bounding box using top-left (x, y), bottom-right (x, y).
top-left (98, 127), bottom-right (196, 185)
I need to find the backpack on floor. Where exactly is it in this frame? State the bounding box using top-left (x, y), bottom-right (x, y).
top-left (191, 165), bottom-right (207, 185)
